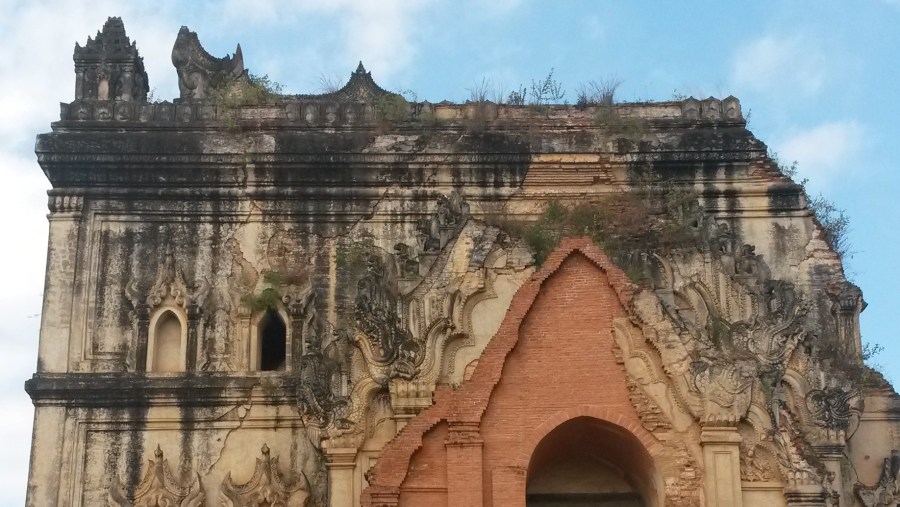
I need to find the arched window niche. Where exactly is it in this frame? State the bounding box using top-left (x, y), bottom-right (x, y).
top-left (250, 307), bottom-right (290, 372)
top-left (146, 308), bottom-right (187, 373)
top-left (526, 416), bottom-right (661, 507)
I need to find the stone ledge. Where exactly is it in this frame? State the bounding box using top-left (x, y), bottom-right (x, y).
top-left (24, 372), bottom-right (307, 407)
top-left (55, 98), bottom-right (743, 127)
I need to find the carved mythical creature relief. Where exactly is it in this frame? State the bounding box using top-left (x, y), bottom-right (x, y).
top-left (771, 405), bottom-right (823, 488)
top-left (416, 190), bottom-right (470, 254)
top-left (738, 423), bottom-right (782, 483)
top-left (108, 446), bottom-right (204, 507)
top-left (219, 444), bottom-right (310, 507)
top-left (171, 26), bottom-right (245, 100)
top-left (690, 358), bottom-right (755, 426)
top-left (354, 254), bottom-right (423, 380)
top-left (805, 386), bottom-right (859, 430)
top-left (740, 445), bottom-right (780, 482)
top-left (731, 281), bottom-right (810, 369)
top-left (296, 327), bottom-right (351, 429)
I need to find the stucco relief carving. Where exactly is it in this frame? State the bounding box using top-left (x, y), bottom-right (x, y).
top-left (738, 423), bottom-right (782, 483)
top-left (297, 328), bottom-right (351, 429)
top-left (143, 246), bottom-right (190, 311)
top-left (690, 358), bottom-right (755, 426)
top-left (108, 446), bottom-right (204, 507)
top-left (772, 405), bottom-right (823, 488)
top-left (171, 26), bottom-right (244, 100)
top-left (219, 444), bottom-right (310, 507)
top-left (805, 386), bottom-right (858, 430)
top-left (612, 318), bottom-right (695, 432)
top-left (732, 281), bottom-right (810, 368)
top-left (354, 253), bottom-right (423, 380)
top-left (416, 191), bottom-right (469, 254)
top-left (856, 450), bottom-right (900, 507)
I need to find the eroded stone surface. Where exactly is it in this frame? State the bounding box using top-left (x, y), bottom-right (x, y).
top-left (26, 18), bottom-right (900, 507)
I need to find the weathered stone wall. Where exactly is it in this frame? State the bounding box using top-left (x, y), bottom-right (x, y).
top-left (25, 18), bottom-right (900, 507)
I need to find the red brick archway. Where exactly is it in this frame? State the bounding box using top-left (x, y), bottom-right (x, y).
top-left (524, 413), bottom-right (661, 507)
top-left (362, 238), bottom-right (661, 507)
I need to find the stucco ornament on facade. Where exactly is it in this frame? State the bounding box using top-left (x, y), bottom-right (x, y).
top-left (23, 17), bottom-right (900, 507)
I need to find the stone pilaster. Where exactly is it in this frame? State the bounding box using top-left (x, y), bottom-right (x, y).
top-left (324, 444), bottom-right (358, 507)
top-left (784, 484), bottom-right (827, 507)
top-left (701, 425), bottom-right (744, 507)
top-left (40, 194), bottom-right (84, 372)
top-left (812, 429), bottom-right (847, 507)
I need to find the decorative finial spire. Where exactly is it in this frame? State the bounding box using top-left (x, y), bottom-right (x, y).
top-left (355, 61), bottom-right (367, 74)
top-left (72, 17), bottom-right (148, 102)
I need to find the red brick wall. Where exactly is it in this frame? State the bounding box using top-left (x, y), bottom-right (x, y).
top-left (478, 253), bottom-right (643, 505)
top-left (398, 421), bottom-right (449, 507)
top-left (362, 239), bottom-right (656, 507)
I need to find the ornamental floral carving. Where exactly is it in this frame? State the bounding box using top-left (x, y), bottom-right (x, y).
top-left (806, 386), bottom-right (859, 430)
top-left (108, 445), bottom-right (204, 507)
top-left (354, 254), bottom-right (423, 378)
top-left (219, 444), bottom-right (310, 507)
top-left (147, 245), bottom-right (190, 310)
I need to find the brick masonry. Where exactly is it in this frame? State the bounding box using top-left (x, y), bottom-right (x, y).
top-left (362, 238), bottom-right (662, 507)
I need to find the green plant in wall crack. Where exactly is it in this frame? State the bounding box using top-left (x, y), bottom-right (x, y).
top-left (241, 269), bottom-right (300, 312)
top-left (242, 287), bottom-right (281, 312)
top-left (207, 72), bottom-right (284, 128)
top-left (373, 91), bottom-right (414, 132)
top-left (518, 184), bottom-right (700, 273)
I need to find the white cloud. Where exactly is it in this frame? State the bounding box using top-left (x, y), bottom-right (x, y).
top-left (337, 0), bottom-right (431, 83)
top-left (731, 34), bottom-right (828, 98)
top-left (777, 120), bottom-right (865, 188)
top-left (0, 2), bottom-right (180, 143)
top-left (0, 3), bottom-right (180, 505)
top-left (220, 0), bottom-right (433, 83)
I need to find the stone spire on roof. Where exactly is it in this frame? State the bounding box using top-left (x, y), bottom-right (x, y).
top-left (72, 16), bottom-right (148, 102)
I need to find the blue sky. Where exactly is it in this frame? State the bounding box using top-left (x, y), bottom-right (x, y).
top-left (1, 1), bottom-right (898, 504)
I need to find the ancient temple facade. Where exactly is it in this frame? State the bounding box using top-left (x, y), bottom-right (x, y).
top-left (26, 17), bottom-right (900, 507)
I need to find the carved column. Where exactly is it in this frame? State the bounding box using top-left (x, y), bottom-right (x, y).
top-left (238, 311), bottom-right (252, 369)
top-left (701, 425), bottom-right (744, 507)
top-left (135, 303), bottom-right (150, 372)
top-left (323, 440), bottom-right (358, 507)
top-left (831, 283), bottom-right (864, 358)
top-left (186, 303), bottom-right (200, 371)
top-left (289, 314), bottom-right (303, 372)
top-left (445, 422), bottom-right (484, 507)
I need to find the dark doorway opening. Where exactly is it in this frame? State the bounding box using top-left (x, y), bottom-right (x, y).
top-left (259, 310), bottom-right (287, 371)
top-left (527, 417), bottom-right (653, 507)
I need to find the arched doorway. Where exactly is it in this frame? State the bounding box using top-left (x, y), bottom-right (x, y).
top-left (526, 417), bottom-right (657, 507)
